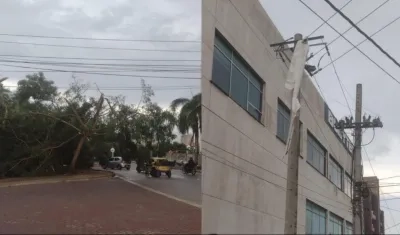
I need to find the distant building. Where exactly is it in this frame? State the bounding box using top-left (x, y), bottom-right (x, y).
top-left (363, 176), bottom-right (384, 234)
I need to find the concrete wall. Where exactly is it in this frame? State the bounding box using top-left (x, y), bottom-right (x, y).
top-left (201, 0), bottom-right (353, 233)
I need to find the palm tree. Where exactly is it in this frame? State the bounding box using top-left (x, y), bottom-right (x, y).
top-left (170, 93), bottom-right (201, 162)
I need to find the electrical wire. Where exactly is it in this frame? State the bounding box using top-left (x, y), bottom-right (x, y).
top-left (299, 0), bottom-right (400, 85)
top-left (0, 59), bottom-right (200, 68)
top-left (202, 146), bottom-right (352, 211)
top-left (312, 0), bottom-right (390, 57)
top-left (0, 54), bottom-right (201, 62)
top-left (324, 0), bottom-right (400, 69)
top-left (320, 14), bottom-right (400, 71)
top-left (201, 103), bottom-right (354, 209)
top-left (327, 52), bottom-right (352, 115)
top-left (0, 40), bottom-right (200, 53)
top-left (0, 63), bottom-right (200, 80)
top-left (2, 85), bottom-right (198, 91)
top-left (0, 33), bottom-right (201, 43)
top-left (307, 0), bottom-right (353, 37)
top-left (363, 147), bottom-right (400, 233)
top-left (360, 129), bottom-right (375, 146)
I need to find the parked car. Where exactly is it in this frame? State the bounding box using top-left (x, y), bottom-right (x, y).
top-left (102, 156), bottom-right (130, 170)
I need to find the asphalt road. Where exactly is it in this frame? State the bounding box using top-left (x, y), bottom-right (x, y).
top-left (108, 163), bottom-right (201, 205)
top-left (0, 178), bottom-right (200, 234)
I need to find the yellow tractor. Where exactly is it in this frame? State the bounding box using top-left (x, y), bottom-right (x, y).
top-left (145, 157), bottom-right (173, 178)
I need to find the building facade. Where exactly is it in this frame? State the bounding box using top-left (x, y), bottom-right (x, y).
top-left (363, 176), bottom-right (384, 234)
top-left (201, 0), bottom-right (354, 233)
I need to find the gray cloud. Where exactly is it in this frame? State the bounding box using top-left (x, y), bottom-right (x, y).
top-left (0, 0), bottom-right (200, 108)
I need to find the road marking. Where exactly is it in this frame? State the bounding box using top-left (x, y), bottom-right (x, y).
top-left (115, 176), bottom-right (201, 209)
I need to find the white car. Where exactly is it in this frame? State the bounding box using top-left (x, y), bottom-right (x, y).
top-left (103, 156), bottom-right (131, 170)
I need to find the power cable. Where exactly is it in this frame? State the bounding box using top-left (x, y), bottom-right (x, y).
top-left (0, 63), bottom-right (200, 80)
top-left (307, 0), bottom-right (353, 37)
top-left (0, 59), bottom-right (200, 68)
top-left (363, 147), bottom-right (400, 233)
top-left (299, 0), bottom-right (400, 85)
top-left (327, 52), bottom-right (352, 115)
top-left (0, 33), bottom-right (201, 43)
top-left (324, 0), bottom-right (400, 69)
top-left (201, 103), bottom-right (353, 209)
top-left (203, 149), bottom-right (351, 213)
top-left (321, 14), bottom-right (400, 70)
top-left (0, 40), bottom-right (200, 53)
top-left (3, 85), bottom-right (198, 91)
top-left (0, 54), bottom-right (201, 62)
top-left (313, 0), bottom-right (390, 57)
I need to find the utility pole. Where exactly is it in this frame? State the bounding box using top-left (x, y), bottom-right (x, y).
top-left (335, 84), bottom-right (383, 235)
top-left (270, 33), bottom-right (324, 234)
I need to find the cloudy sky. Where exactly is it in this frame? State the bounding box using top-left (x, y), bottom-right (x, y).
top-left (261, 0), bottom-right (400, 232)
top-left (0, 0), bottom-right (201, 109)
top-left (3, 0), bottom-right (400, 232)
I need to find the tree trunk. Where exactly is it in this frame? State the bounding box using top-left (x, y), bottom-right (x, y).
top-left (194, 129), bottom-right (200, 164)
top-left (69, 135), bottom-right (86, 173)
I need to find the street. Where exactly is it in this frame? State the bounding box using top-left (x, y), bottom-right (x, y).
top-left (109, 162), bottom-right (201, 205)
top-left (0, 178), bottom-right (200, 234)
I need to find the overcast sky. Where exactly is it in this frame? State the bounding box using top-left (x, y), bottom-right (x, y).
top-left (0, 0), bottom-right (201, 109)
top-left (261, 0), bottom-right (400, 232)
top-left (3, 0), bottom-right (400, 232)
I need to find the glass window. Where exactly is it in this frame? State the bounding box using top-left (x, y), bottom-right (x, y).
top-left (328, 156), bottom-right (343, 190)
top-left (307, 132), bottom-right (326, 175)
top-left (230, 65), bottom-right (248, 109)
top-left (306, 200), bottom-right (327, 234)
top-left (277, 100), bottom-right (291, 142)
top-left (211, 31), bottom-right (264, 121)
top-left (212, 46), bottom-right (231, 95)
top-left (344, 173), bottom-right (352, 198)
top-left (345, 221), bottom-right (353, 234)
top-left (329, 213), bottom-right (344, 235)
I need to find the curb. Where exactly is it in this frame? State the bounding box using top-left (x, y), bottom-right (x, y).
top-left (0, 171), bottom-right (115, 188)
top-left (116, 175), bottom-right (202, 209)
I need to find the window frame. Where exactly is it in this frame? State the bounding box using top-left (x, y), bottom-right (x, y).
top-left (328, 155), bottom-right (343, 190)
top-left (211, 30), bottom-right (264, 122)
top-left (344, 172), bottom-right (352, 198)
top-left (306, 200), bottom-right (327, 234)
top-left (276, 98), bottom-right (291, 143)
top-left (345, 221), bottom-right (353, 234)
top-left (329, 212), bottom-right (344, 235)
top-left (307, 131), bottom-right (327, 176)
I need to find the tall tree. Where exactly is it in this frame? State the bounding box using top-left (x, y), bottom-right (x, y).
top-left (170, 93), bottom-right (201, 162)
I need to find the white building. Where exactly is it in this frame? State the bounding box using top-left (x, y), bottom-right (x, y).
top-left (201, 0), bottom-right (354, 234)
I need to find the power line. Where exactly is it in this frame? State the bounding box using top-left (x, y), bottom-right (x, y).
top-left (0, 54), bottom-right (201, 62)
top-left (313, 0), bottom-right (390, 57)
top-left (299, 0), bottom-right (400, 86)
top-left (3, 85), bottom-right (199, 91)
top-left (328, 53), bottom-right (352, 115)
top-left (363, 147), bottom-right (400, 234)
top-left (0, 63), bottom-right (200, 80)
top-left (0, 40), bottom-right (200, 53)
top-left (201, 99), bottom-right (354, 209)
top-left (0, 33), bottom-right (201, 43)
top-left (0, 59), bottom-right (200, 68)
top-left (324, 0), bottom-right (400, 69)
top-left (321, 14), bottom-right (400, 70)
top-left (307, 0), bottom-right (353, 37)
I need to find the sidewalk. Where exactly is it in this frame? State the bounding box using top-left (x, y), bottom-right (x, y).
top-left (0, 177), bottom-right (200, 234)
top-left (0, 170), bottom-right (114, 188)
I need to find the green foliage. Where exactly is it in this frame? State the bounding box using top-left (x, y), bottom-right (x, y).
top-left (0, 74), bottom-right (199, 178)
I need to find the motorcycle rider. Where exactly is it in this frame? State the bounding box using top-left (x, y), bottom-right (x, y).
top-left (184, 157), bottom-right (196, 173)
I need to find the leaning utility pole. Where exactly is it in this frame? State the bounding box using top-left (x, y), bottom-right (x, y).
top-left (335, 84), bottom-right (383, 234)
top-left (270, 33), bottom-right (324, 234)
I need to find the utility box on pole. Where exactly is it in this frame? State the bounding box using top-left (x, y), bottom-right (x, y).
top-left (335, 84), bottom-right (383, 234)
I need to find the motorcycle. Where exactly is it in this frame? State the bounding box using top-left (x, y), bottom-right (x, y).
top-left (182, 164), bottom-right (197, 176)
